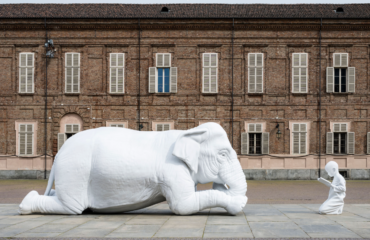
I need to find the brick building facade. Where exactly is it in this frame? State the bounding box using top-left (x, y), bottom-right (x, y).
top-left (0, 4), bottom-right (370, 179)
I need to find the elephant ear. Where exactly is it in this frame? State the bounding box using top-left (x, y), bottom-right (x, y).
top-left (172, 128), bottom-right (208, 173)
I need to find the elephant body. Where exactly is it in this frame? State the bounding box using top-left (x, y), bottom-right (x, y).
top-left (19, 123), bottom-right (248, 215)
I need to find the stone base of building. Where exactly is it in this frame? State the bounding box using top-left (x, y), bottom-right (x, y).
top-left (0, 170), bottom-right (51, 179)
top-left (243, 169), bottom-right (370, 180)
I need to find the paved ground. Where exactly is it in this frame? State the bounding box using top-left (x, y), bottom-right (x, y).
top-left (0, 203), bottom-right (370, 238)
top-left (1, 180), bottom-right (370, 204)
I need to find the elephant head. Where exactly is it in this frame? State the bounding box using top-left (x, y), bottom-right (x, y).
top-left (173, 122), bottom-right (247, 197)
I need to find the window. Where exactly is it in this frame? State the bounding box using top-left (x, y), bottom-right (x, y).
top-left (292, 53), bottom-right (308, 93)
top-left (248, 53), bottom-right (263, 93)
top-left (202, 53), bottom-right (218, 93)
top-left (110, 124), bottom-right (125, 128)
top-left (110, 53), bottom-right (124, 93)
top-left (327, 53), bottom-right (355, 93)
top-left (58, 124), bottom-right (80, 150)
top-left (19, 53), bottom-right (34, 93)
top-left (65, 53), bottom-right (80, 93)
top-left (156, 124), bottom-right (170, 131)
top-left (241, 123), bottom-right (269, 155)
top-left (148, 53), bottom-right (177, 93)
top-left (292, 123), bottom-right (307, 154)
top-left (19, 124), bottom-right (33, 155)
top-left (327, 123), bottom-right (355, 155)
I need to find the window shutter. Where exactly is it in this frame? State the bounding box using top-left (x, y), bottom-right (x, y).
top-left (66, 124), bottom-right (72, 133)
top-left (164, 53), bottom-right (171, 67)
top-left (326, 132), bottom-right (334, 154)
top-left (300, 67), bottom-right (307, 93)
top-left (248, 67), bottom-right (256, 93)
top-left (110, 53), bottom-right (117, 67)
top-left (203, 53), bottom-right (210, 67)
top-left (170, 67), bottom-right (177, 93)
top-left (300, 124), bottom-right (306, 132)
top-left (20, 53), bottom-right (27, 67)
top-left (262, 132), bottom-right (269, 154)
top-left (19, 124), bottom-right (26, 155)
top-left (210, 53), bottom-right (217, 67)
top-left (256, 53), bottom-right (263, 67)
top-left (110, 124), bottom-right (117, 127)
top-left (367, 132), bottom-right (370, 154)
top-left (293, 53), bottom-right (300, 67)
top-left (347, 67), bottom-right (355, 93)
top-left (326, 67), bottom-right (334, 93)
top-left (72, 53), bottom-right (80, 93)
top-left (347, 132), bottom-right (355, 154)
top-left (72, 124), bottom-right (79, 133)
top-left (156, 53), bottom-right (163, 67)
top-left (58, 133), bottom-right (66, 150)
top-left (300, 132), bottom-right (306, 154)
top-left (20, 68), bottom-right (26, 93)
top-left (248, 124), bottom-right (255, 132)
top-left (210, 67), bottom-right (217, 93)
top-left (249, 53), bottom-right (256, 67)
top-left (341, 53), bottom-right (348, 67)
top-left (340, 124), bottom-right (347, 132)
top-left (26, 67), bottom-right (34, 93)
top-left (117, 53), bottom-right (124, 67)
top-left (293, 132), bottom-right (300, 154)
top-left (148, 67), bottom-right (156, 93)
top-left (333, 53), bottom-right (348, 67)
top-left (293, 123), bottom-right (300, 132)
top-left (241, 132), bottom-right (249, 155)
top-left (256, 67), bottom-right (263, 93)
top-left (203, 68), bottom-right (210, 93)
top-left (333, 123), bottom-right (340, 132)
top-left (66, 67), bottom-right (72, 93)
top-left (292, 67), bottom-right (300, 93)
top-left (255, 124), bottom-right (262, 132)
top-left (117, 124), bottom-right (124, 128)
top-left (26, 125), bottom-right (33, 155)
top-left (163, 124), bottom-right (170, 131)
top-left (300, 53), bottom-right (307, 67)
top-left (110, 68), bottom-right (117, 93)
top-left (66, 53), bottom-right (72, 67)
top-left (19, 53), bottom-right (34, 93)
top-left (156, 124), bottom-right (163, 131)
top-left (117, 68), bottom-right (124, 93)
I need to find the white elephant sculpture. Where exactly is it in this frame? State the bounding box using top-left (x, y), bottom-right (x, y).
top-left (19, 123), bottom-right (248, 216)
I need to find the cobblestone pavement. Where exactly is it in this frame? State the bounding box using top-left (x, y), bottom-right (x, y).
top-left (1, 180), bottom-right (370, 204)
top-left (0, 204), bottom-right (369, 238)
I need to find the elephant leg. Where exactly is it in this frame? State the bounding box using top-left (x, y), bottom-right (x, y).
top-left (169, 189), bottom-right (247, 215)
top-left (19, 191), bottom-right (82, 215)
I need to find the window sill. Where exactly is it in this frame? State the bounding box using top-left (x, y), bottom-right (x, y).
top-left (64, 93), bottom-right (80, 95)
top-left (202, 93), bottom-right (218, 95)
top-left (247, 93), bottom-right (263, 95)
top-left (329, 92), bottom-right (354, 95)
top-left (291, 92), bottom-right (308, 95)
top-left (18, 93), bottom-right (34, 96)
top-left (151, 93), bottom-right (173, 95)
top-left (109, 93), bottom-right (125, 95)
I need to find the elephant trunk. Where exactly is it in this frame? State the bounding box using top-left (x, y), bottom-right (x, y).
top-left (219, 160), bottom-right (247, 197)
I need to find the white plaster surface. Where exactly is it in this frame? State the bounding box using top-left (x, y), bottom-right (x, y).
top-left (318, 161), bottom-right (346, 214)
top-left (18, 123), bottom-right (247, 216)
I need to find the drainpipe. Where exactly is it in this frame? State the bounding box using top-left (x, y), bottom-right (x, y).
top-left (318, 18), bottom-right (322, 178)
top-left (44, 17), bottom-right (48, 179)
top-left (231, 18), bottom-right (234, 147)
top-left (138, 19), bottom-right (141, 130)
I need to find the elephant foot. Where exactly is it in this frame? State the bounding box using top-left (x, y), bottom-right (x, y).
top-left (226, 195), bottom-right (248, 215)
top-left (19, 190), bottom-right (39, 215)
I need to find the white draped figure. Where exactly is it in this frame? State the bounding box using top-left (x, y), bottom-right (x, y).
top-left (317, 161), bottom-right (346, 214)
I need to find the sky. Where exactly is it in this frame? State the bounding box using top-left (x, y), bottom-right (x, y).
top-left (2, 0), bottom-right (370, 3)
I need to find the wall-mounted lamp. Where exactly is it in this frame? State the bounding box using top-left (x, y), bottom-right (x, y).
top-left (276, 123), bottom-right (281, 139)
top-left (139, 124), bottom-right (144, 131)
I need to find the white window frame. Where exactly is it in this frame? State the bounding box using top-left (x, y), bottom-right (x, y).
top-left (327, 53), bottom-right (355, 93)
top-left (327, 122), bottom-right (354, 155)
top-left (148, 53), bottom-right (177, 93)
top-left (292, 53), bottom-right (308, 93)
top-left (202, 53), bottom-right (218, 93)
top-left (109, 53), bottom-right (125, 94)
top-left (19, 52), bottom-right (35, 93)
top-left (65, 52), bottom-right (80, 93)
top-left (152, 121), bottom-right (174, 131)
top-left (248, 53), bottom-right (264, 93)
top-left (241, 122), bottom-right (269, 155)
top-left (18, 124), bottom-right (34, 156)
top-left (292, 123), bottom-right (307, 155)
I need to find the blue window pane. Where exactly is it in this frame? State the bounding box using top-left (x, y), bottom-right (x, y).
top-left (158, 68), bottom-right (163, 93)
top-left (164, 68), bottom-right (170, 93)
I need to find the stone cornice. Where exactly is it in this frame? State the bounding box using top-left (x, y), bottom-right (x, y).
top-left (2, 23), bottom-right (370, 31)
